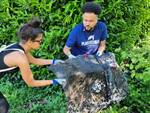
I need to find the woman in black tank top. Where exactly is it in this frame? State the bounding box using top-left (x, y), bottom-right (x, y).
top-left (0, 18), bottom-right (66, 113)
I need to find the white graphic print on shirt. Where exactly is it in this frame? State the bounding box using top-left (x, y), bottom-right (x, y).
top-left (81, 35), bottom-right (99, 46)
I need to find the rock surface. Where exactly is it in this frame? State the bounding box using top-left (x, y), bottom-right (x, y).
top-left (48, 52), bottom-right (128, 113)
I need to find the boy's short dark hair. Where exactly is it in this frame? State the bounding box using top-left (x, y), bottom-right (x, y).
top-left (81, 2), bottom-right (101, 15)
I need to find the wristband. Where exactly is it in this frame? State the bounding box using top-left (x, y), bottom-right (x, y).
top-left (52, 79), bottom-right (59, 85)
top-left (52, 59), bottom-right (55, 65)
top-left (96, 51), bottom-right (103, 56)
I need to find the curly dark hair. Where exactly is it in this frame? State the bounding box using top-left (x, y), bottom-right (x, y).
top-left (81, 2), bottom-right (101, 15)
top-left (18, 17), bottom-right (44, 42)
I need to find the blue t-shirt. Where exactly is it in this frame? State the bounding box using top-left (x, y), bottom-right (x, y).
top-left (66, 21), bottom-right (108, 56)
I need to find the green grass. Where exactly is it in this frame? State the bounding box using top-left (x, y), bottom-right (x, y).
top-left (0, 77), bottom-right (67, 113)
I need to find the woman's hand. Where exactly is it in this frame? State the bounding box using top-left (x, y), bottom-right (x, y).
top-left (52, 59), bottom-right (65, 65)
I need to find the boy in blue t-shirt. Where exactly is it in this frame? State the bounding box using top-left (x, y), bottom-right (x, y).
top-left (63, 2), bottom-right (108, 58)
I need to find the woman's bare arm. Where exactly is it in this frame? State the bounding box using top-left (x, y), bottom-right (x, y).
top-left (26, 52), bottom-right (53, 65)
top-left (14, 52), bottom-right (52, 87)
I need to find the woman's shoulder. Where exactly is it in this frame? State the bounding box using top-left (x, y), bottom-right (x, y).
top-left (10, 51), bottom-right (28, 64)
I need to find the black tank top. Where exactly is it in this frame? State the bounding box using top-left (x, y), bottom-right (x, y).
top-left (0, 43), bottom-right (25, 75)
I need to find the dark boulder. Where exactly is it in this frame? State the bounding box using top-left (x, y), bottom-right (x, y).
top-left (48, 52), bottom-right (128, 113)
